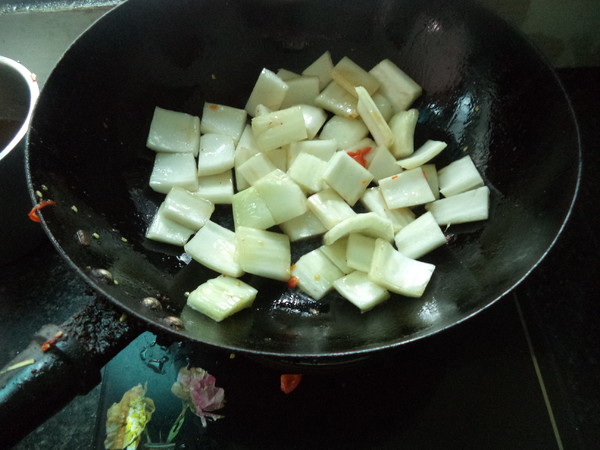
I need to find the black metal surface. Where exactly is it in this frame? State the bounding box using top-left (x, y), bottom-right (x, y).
top-left (514, 67), bottom-right (600, 449)
top-left (94, 301), bottom-right (560, 450)
top-left (25, 0), bottom-right (580, 359)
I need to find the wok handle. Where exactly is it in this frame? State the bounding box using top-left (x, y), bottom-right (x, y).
top-left (0, 298), bottom-right (142, 448)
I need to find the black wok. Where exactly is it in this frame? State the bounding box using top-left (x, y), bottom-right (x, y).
top-left (1, 0), bottom-right (581, 444)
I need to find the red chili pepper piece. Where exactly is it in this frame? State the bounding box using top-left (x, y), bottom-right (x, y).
top-left (347, 146), bottom-right (372, 168)
top-left (280, 374), bottom-right (303, 394)
top-left (41, 331), bottom-right (64, 352)
top-left (28, 200), bottom-right (57, 223)
top-left (287, 276), bottom-right (299, 289)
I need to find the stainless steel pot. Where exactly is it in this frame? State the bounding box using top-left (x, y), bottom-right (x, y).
top-left (0, 56), bottom-right (42, 265)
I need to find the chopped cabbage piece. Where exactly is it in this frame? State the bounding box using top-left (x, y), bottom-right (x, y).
top-left (291, 248), bottom-right (344, 300)
top-left (197, 133), bottom-right (236, 176)
top-left (187, 275), bottom-right (258, 322)
top-left (346, 233), bottom-right (377, 273)
top-left (355, 86), bottom-right (394, 148)
top-left (253, 169), bottom-right (307, 224)
top-left (146, 106), bottom-right (200, 154)
top-left (232, 185), bottom-right (276, 230)
top-left (149, 152), bottom-right (199, 194)
top-left (370, 59), bottom-right (422, 112)
top-left (323, 212), bottom-right (394, 246)
top-left (162, 186), bottom-right (215, 231)
top-left (245, 68), bottom-right (289, 115)
top-left (195, 170), bottom-right (234, 204)
top-left (331, 56), bottom-right (380, 97)
top-left (251, 106), bottom-right (308, 152)
top-left (315, 81), bottom-right (358, 118)
top-left (437, 155), bottom-right (485, 197)
top-left (319, 115), bottom-right (369, 149)
top-left (200, 102), bottom-right (247, 144)
top-left (146, 203), bottom-right (195, 246)
top-left (389, 109), bottom-right (419, 158)
top-left (302, 50), bottom-right (334, 90)
top-left (425, 186), bottom-right (490, 225)
top-left (184, 221), bottom-right (243, 277)
top-left (397, 140), bottom-right (447, 170)
top-left (322, 150), bottom-right (373, 206)
top-left (379, 168), bottom-right (436, 209)
top-left (369, 239), bottom-right (435, 298)
top-left (307, 188), bottom-right (356, 230)
top-left (394, 212), bottom-right (447, 259)
top-left (333, 271), bottom-right (390, 312)
top-left (235, 226), bottom-right (291, 281)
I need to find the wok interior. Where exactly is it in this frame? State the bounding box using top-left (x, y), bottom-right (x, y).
top-left (26, 0), bottom-right (580, 358)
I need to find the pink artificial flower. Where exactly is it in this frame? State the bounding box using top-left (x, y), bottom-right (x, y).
top-left (171, 367), bottom-right (225, 427)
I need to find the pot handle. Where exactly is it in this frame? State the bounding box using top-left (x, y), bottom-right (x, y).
top-left (0, 297), bottom-right (142, 448)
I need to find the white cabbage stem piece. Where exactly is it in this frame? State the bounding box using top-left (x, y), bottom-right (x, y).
top-left (245, 68), bottom-right (289, 115)
top-left (365, 145), bottom-right (403, 182)
top-left (146, 106), bottom-right (200, 154)
top-left (369, 59), bottom-right (422, 113)
top-left (287, 152), bottom-right (327, 194)
top-left (346, 233), bottom-right (377, 273)
top-left (437, 155), bottom-right (485, 197)
top-left (195, 170), bottom-right (234, 204)
top-left (323, 212), bottom-right (394, 246)
top-left (253, 169), bottom-right (307, 224)
top-left (379, 167), bottom-right (436, 209)
top-left (291, 248), bottom-right (345, 300)
top-left (425, 186), bottom-right (490, 225)
top-left (315, 81), bottom-right (359, 118)
top-left (302, 50), bottom-right (334, 90)
top-left (184, 221), bottom-right (243, 277)
top-left (320, 237), bottom-right (353, 274)
top-left (331, 56), bottom-right (380, 97)
top-left (393, 211), bottom-right (447, 259)
top-left (397, 140), bottom-right (447, 170)
top-left (322, 150), bottom-right (373, 206)
top-left (369, 239), bottom-right (435, 298)
top-left (161, 186), bottom-right (215, 231)
top-left (280, 76), bottom-right (320, 109)
top-left (145, 203), bottom-right (195, 247)
top-left (235, 227), bottom-right (291, 282)
top-left (333, 271), bottom-right (390, 313)
top-left (232, 186), bottom-right (276, 230)
top-left (200, 102), bottom-right (247, 144)
top-left (307, 188), bottom-right (356, 230)
top-left (360, 187), bottom-right (416, 233)
top-left (287, 139), bottom-right (337, 166)
top-left (251, 105), bottom-right (308, 152)
top-left (197, 133), bottom-right (236, 176)
top-left (389, 109), bottom-right (419, 158)
top-left (278, 209), bottom-right (327, 242)
top-left (187, 276), bottom-right (258, 322)
top-left (149, 152), bottom-right (199, 194)
top-left (355, 86), bottom-right (394, 148)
